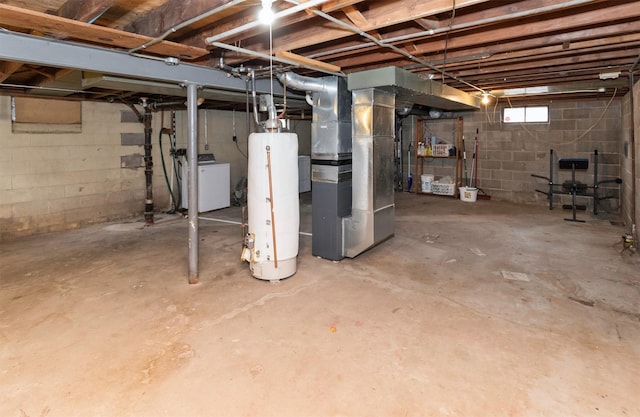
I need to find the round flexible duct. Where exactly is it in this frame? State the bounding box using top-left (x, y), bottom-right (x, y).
top-left (277, 72), bottom-right (334, 94)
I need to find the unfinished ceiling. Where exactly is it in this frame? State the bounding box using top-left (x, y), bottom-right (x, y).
top-left (0, 0), bottom-right (639, 110)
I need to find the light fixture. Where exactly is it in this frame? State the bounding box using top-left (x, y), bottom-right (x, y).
top-left (481, 92), bottom-right (490, 105)
top-left (164, 57), bottom-right (180, 66)
top-left (599, 71), bottom-right (620, 80)
top-left (259, 0), bottom-right (275, 25)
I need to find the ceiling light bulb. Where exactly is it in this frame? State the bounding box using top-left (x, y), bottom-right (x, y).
top-left (259, 0), bottom-right (275, 25)
top-left (481, 93), bottom-right (490, 105)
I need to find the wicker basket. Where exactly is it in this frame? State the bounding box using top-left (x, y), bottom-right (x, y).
top-left (431, 181), bottom-right (455, 196)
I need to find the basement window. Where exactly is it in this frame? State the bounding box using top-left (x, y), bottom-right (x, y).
top-left (503, 106), bottom-right (549, 124)
top-left (11, 97), bottom-right (82, 133)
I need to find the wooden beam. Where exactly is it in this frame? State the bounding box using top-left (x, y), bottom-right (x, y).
top-left (275, 51), bottom-right (341, 73)
top-left (125, 0), bottom-right (253, 38)
top-left (415, 18), bottom-right (439, 31)
top-left (57, 0), bottom-right (118, 23)
top-left (0, 4), bottom-right (209, 60)
top-left (341, 4), bottom-right (383, 39)
top-left (28, 68), bottom-right (57, 79)
top-left (342, 5), bottom-right (369, 28)
top-left (418, 27), bottom-right (640, 70)
top-left (30, 68), bottom-right (77, 88)
top-left (456, 51), bottom-right (638, 78)
top-left (221, 0), bottom-right (490, 63)
top-left (440, 36), bottom-right (640, 74)
top-left (386, 28), bottom-right (640, 77)
top-left (443, 2), bottom-right (640, 52)
top-left (455, 62), bottom-right (632, 90)
top-left (0, 61), bottom-right (24, 83)
top-left (198, 0), bottom-right (368, 46)
top-left (326, 4), bottom-right (640, 72)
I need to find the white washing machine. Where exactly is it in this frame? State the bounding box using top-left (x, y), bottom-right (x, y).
top-left (181, 156), bottom-right (230, 212)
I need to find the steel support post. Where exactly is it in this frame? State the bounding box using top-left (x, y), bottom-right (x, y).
top-left (186, 83), bottom-right (200, 284)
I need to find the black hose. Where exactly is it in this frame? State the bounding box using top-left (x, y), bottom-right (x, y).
top-left (173, 149), bottom-right (182, 208)
top-left (159, 130), bottom-right (179, 212)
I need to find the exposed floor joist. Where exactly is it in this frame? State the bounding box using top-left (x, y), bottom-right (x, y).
top-left (0, 4), bottom-right (209, 60)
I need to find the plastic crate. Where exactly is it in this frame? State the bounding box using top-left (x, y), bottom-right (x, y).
top-left (432, 144), bottom-right (452, 157)
top-left (431, 181), bottom-right (455, 196)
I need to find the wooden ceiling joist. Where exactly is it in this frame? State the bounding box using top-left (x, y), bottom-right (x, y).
top-left (326, 4), bottom-right (640, 73)
top-left (1, 0), bottom-right (638, 103)
top-left (56, 0), bottom-right (118, 23)
top-left (0, 4), bottom-right (209, 60)
top-left (275, 51), bottom-right (341, 73)
top-left (0, 61), bottom-right (24, 83)
top-left (221, 0), bottom-right (491, 64)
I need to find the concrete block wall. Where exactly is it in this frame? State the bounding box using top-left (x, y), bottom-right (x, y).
top-left (464, 100), bottom-right (623, 209)
top-left (0, 98), bottom-right (171, 239)
top-left (3, 93), bottom-right (625, 237)
top-left (403, 98), bottom-right (624, 212)
top-left (0, 97), bottom-right (312, 240)
top-left (635, 82), bottom-right (640, 234)
top-left (621, 92), bottom-right (634, 229)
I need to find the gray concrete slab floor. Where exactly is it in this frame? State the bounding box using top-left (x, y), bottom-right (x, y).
top-left (1, 192), bottom-right (639, 417)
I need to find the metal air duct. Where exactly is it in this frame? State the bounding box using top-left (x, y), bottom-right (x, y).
top-left (342, 88), bottom-right (396, 257)
top-left (347, 67), bottom-right (480, 111)
top-left (279, 72), bottom-right (352, 260)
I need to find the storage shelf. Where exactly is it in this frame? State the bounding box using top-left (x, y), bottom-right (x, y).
top-left (414, 117), bottom-right (463, 199)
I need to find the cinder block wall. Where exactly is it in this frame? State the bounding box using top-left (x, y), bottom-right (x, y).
top-left (631, 81), bottom-right (640, 233)
top-left (621, 92), bottom-right (634, 229)
top-left (465, 99), bottom-right (622, 209)
top-left (0, 98), bottom-right (164, 239)
top-left (2, 94), bottom-right (625, 238)
top-left (0, 98), bottom-right (311, 240)
top-left (404, 98), bottom-right (624, 213)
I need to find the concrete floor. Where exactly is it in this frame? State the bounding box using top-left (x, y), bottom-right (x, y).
top-left (1, 192), bottom-right (639, 417)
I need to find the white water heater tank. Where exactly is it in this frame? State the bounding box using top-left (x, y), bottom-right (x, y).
top-left (242, 132), bottom-right (299, 280)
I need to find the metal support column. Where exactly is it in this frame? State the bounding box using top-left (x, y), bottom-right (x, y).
top-left (186, 83), bottom-right (200, 285)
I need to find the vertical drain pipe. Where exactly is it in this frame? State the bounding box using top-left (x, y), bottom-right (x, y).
top-left (142, 98), bottom-right (154, 224)
top-left (186, 83), bottom-right (200, 284)
top-left (629, 56), bottom-right (638, 249)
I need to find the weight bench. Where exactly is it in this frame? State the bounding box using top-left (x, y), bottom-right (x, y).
top-left (531, 149), bottom-right (622, 222)
top-left (559, 157), bottom-right (589, 222)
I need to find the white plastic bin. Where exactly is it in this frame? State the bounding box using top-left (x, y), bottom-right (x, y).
top-left (421, 174), bottom-right (434, 193)
top-left (459, 186), bottom-right (478, 202)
